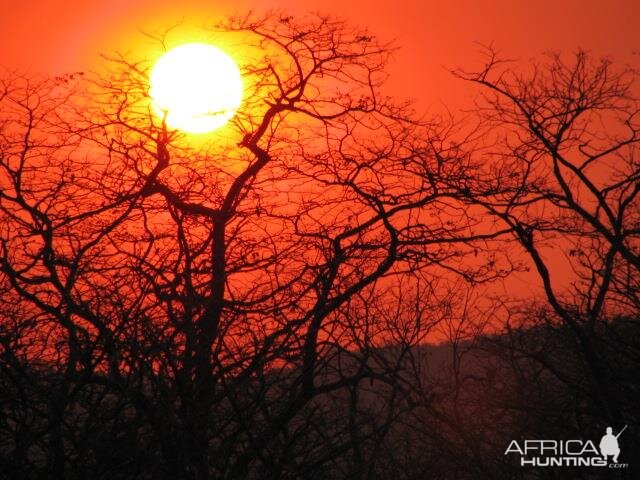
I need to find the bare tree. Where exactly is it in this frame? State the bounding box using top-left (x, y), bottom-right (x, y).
top-left (455, 48), bottom-right (640, 449)
top-left (0, 13), bottom-right (512, 480)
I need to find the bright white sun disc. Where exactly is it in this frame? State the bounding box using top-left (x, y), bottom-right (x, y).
top-left (150, 43), bottom-right (243, 134)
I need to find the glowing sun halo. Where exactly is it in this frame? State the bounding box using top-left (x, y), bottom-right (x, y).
top-left (149, 43), bottom-right (243, 134)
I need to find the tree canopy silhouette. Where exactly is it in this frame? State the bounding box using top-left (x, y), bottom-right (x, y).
top-left (0, 13), bottom-right (510, 479)
top-left (1, 14), bottom-right (638, 480)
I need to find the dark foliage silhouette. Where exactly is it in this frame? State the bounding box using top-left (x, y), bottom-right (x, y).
top-left (1, 15), bottom-right (638, 480)
top-left (0, 14), bottom-right (509, 480)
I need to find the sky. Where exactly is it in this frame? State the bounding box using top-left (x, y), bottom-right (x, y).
top-left (1, 0), bottom-right (639, 111)
top-left (1, 0), bottom-right (638, 299)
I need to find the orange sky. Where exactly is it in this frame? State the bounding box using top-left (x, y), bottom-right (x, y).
top-left (1, 0), bottom-right (638, 111)
top-left (1, 0), bottom-right (638, 301)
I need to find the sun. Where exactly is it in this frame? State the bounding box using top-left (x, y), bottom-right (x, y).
top-left (149, 43), bottom-right (243, 134)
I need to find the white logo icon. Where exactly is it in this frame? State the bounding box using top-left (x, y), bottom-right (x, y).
top-left (599, 425), bottom-right (626, 464)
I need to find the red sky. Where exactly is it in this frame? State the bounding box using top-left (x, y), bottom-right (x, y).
top-left (1, 0), bottom-right (638, 300)
top-left (2, 0), bottom-right (638, 111)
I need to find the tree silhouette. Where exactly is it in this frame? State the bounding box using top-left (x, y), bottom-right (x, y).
top-left (453, 48), bottom-right (640, 467)
top-left (4, 15), bottom-right (638, 480)
top-left (0, 14), bottom-right (510, 479)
